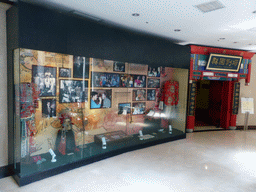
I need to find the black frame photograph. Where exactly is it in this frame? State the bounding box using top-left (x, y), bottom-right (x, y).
top-left (132, 102), bottom-right (146, 115)
top-left (73, 56), bottom-right (89, 79)
top-left (59, 79), bottom-right (88, 103)
top-left (42, 99), bottom-right (56, 118)
top-left (133, 89), bottom-right (146, 101)
top-left (92, 72), bottom-right (120, 87)
top-left (90, 89), bottom-right (112, 109)
top-left (147, 89), bottom-right (156, 101)
top-left (113, 61), bottom-right (125, 72)
top-left (133, 75), bottom-right (146, 88)
top-left (118, 103), bottom-right (131, 115)
top-left (148, 67), bottom-right (161, 77)
top-left (147, 78), bottom-right (160, 88)
top-left (32, 65), bottom-right (57, 97)
top-left (59, 68), bottom-right (71, 78)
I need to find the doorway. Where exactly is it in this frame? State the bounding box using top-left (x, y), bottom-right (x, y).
top-left (195, 80), bottom-right (223, 128)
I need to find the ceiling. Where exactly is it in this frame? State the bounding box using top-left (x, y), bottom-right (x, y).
top-left (19, 0), bottom-right (256, 52)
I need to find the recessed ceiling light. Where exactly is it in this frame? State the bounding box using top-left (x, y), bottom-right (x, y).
top-left (132, 13), bottom-right (140, 17)
top-left (146, 22), bottom-right (149, 24)
top-left (174, 29), bottom-right (181, 32)
top-left (219, 38), bottom-right (225, 40)
top-left (195, 0), bottom-right (225, 13)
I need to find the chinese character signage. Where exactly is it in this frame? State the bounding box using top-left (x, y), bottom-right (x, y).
top-left (188, 81), bottom-right (196, 116)
top-left (206, 54), bottom-right (243, 72)
top-left (232, 82), bottom-right (240, 115)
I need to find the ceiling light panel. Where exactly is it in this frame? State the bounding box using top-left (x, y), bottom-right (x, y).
top-left (195, 0), bottom-right (225, 13)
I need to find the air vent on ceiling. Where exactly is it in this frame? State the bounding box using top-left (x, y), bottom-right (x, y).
top-left (195, 0), bottom-right (225, 13)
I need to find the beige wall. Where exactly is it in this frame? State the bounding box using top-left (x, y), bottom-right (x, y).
top-left (237, 54), bottom-right (256, 126)
top-left (0, 3), bottom-right (11, 167)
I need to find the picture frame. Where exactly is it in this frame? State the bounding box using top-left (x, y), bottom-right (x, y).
top-left (90, 89), bottom-right (112, 109)
top-left (73, 56), bottom-right (89, 79)
top-left (133, 89), bottom-right (146, 101)
top-left (148, 67), bottom-right (161, 77)
top-left (59, 79), bottom-right (88, 103)
top-left (32, 65), bottom-right (57, 97)
top-left (59, 68), bottom-right (71, 78)
top-left (120, 74), bottom-right (134, 87)
top-left (132, 102), bottom-right (146, 115)
top-left (91, 72), bottom-right (120, 88)
top-left (118, 103), bottom-right (131, 115)
top-left (147, 78), bottom-right (160, 88)
top-left (113, 61), bottom-right (125, 72)
top-left (42, 99), bottom-right (56, 118)
top-left (147, 89), bottom-right (156, 101)
top-left (133, 75), bottom-right (146, 88)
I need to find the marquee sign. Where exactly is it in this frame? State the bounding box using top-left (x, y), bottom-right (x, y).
top-left (206, 53), bottom-right (243, 72)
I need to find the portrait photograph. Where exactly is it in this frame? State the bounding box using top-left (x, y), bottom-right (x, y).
top-left (133, 75), bottom-right (146, 88)
top-left (120, 74), bottom-right (134, 87)
top-left (92, 72), bottom-right (120, 87)
top-left (148, 67), bottom-right (161, 77)
top-left (73, 56), bottom-right (89, 79)
top-left (113, 61), bottom-right (125, 72)
top-left (133, 89), bottom-right (146, 101)
top-left (32, 65), bottom-right (57, 97)
top-left (118, 103), bottom-right (131, 115)
top-left (59, 80), bottom-right (88, 103)
top-left (90, 89), bottom-right (112, 109)
top-left (132, 102), bottom-right (146, 115)
top-left (59, 68), bottom-right (71, 78)
top-left (147, 78), bottom-right (160, 88)
top-left (147, 89), bottom-right (156, 101)
top-left (42, 99), bottom-right (56, 118)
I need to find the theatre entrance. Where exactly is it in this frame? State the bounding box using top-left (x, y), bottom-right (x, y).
top-left (194, 80), bottom-right (223, 130)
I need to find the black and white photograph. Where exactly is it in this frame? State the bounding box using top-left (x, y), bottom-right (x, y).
top-left (133, 75), bottom-right (146, 88)
top-left (90, 89), bottom-right (112, 109)
top-left (148, 67), bottom-right (161, 77)
top-left (132, 102), bottom-right (146, 115)
top-left (42, 99), bottom-right (56, 118)
top-left (147, 78), bottom-right (160, 88)
top-left (147, 89), bottom-right (156, 101)
top-left (118, 103), bottom-right (131, 115)
top-left (92, 72), bottom-right (120, 87)
top-left (59, 80), bottom-right (88, 103)
top-left (59, 68), bottom-right (71, 78)
top-left (113, 61), bottom-right (125, 72)
top-left (32, 65), bottom-right (57, 97)
top-left (120, 74), bottom-right (134, 87)
top-left (73, 56), bottom-right (89, 79)
top-left (133, 89), bottom-right (146, 101)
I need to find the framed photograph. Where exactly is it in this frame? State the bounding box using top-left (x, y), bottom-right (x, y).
top-left (120, 74), bottom-right (134, 87)
top-left (133, 75), bottom-right (146, 88)
top-left (42, 99), bottom-right (56, 118)
top-left (147, 89), bottom-right (156, 101)
top-left (73, 56), bottom-right (89, 79)
top-left (32, 65), bottom-right (57, 97)
top-left (92, 72), bottom-right (120, 87)
top-left (147, 78), bottom-right (160, 88)
top-left (132, 102), bottom-right (146, 115)
top-left (90, 89), bottom-right (112, 109)
top-left (148, 67), bottom-right (161, 77)
top-left (133, 89), bottom-right (146, 101)
top-left (118, 103), bottom-right (131, 115)
top-left (113, 61), bottom-right (125, 72)
top-left (59, 79), bottom-right (88, 103)
top-left (59, 68), bottom-right (71, 78)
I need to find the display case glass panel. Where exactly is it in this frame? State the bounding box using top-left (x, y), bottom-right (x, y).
top-left (13, 48), bottom-right (188, 184)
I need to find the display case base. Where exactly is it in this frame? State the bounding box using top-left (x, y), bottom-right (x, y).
top-left (13, 129), bottom-right (186, 186)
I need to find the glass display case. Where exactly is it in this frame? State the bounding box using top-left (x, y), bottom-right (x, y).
top-left (13, 48), bottom-right (188, 186)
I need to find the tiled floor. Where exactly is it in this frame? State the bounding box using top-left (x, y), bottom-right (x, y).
top-left (1, 130), bottom-right (256, 192)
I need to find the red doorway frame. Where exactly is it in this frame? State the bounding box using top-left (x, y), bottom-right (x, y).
top-left (186, 45), bottom-right (254, 132)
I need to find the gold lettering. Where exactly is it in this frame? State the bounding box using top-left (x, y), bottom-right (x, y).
top-left (232, 60), bottom-right (239, 67)
top-left (219, 58), bottom-right (226, 65)
top-left (212, 57), bottom-right (219, 65)
top-left (226, 59), bottom-right (232, 66)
